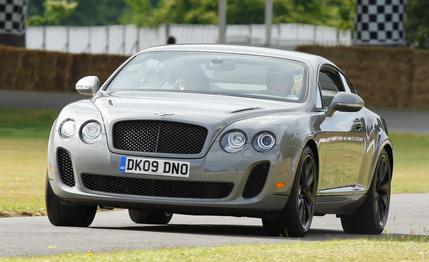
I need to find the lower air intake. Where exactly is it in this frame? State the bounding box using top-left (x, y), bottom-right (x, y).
top-left (81, 174), bottom-right (233, 199)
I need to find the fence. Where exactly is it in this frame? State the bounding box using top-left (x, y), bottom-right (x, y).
top-left (26, 23), bottom-right (352, 55)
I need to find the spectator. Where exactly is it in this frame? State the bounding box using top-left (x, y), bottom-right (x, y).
top-left (167, 36), bottom-right (176, 44)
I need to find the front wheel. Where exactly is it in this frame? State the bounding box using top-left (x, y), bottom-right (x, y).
top-left (340, 150), bottom-right (392, 234)
top-left (46, 177), bottom-right (97, 227)
top-left (263, 146), bottom-right (318, 237)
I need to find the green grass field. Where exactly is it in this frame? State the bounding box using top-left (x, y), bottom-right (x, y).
top-left (2, 235), bottom-right (428, 262)
top-left (0, 109), bottom-right (58, 216)
top-left (0, 109), bottom-right (428, 216)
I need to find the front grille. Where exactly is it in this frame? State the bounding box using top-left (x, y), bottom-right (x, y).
top-left (81, 174), bottom-right (233, 199)
top-left (57, 148), bottom-right (75, 187)
top-left (242, 162), bottom-right (270, 198)
top-left (112, 120), bottom-right (208, 155)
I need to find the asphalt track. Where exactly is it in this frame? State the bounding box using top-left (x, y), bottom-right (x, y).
top-left (0, 193), bottom-right (428, 257)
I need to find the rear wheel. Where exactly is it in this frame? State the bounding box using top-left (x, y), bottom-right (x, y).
top-left (263, 146), bottom-right (318, 237)
top-left (46, 177), bottom-right (97, 227)
top-left (128, 209), bottom-right (173, 224)
top-left (340, 150), bottom-right (392, 234)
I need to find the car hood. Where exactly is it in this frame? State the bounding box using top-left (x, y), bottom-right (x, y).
top-left (93, 91), bottom-right (303, 128)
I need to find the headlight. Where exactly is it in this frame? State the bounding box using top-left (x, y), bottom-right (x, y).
top-left (80, 121), bottom-right (102, 144)
top-left (253, 132), bottom-right (276, 152)
top-left (59, 119), bottom-right (76, 139)
top-left (220, 130), bottom-right (247, 153)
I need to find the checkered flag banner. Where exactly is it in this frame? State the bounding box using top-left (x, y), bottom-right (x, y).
top-left (355, 0), bottom-right (406, 45)
top-left (0, 0), bottom-right (27, 35)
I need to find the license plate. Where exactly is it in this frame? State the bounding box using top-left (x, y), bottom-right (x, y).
top-left (119, 156), bottom-right (190, 178)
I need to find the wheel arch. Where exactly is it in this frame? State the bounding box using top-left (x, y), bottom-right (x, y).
top-left (369, 139), bottom-right (394, 184)
top-left (383, 143), bottom-right (394, 178)
top-left (304, 139), bottom-right (319, 174)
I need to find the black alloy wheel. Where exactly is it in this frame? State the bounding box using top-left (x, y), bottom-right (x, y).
top-left (341, 150), bottom-right (392, 234)
top-left (374, 153), bottom-right (391, 228)
top-left (263, 146), bottom-right (318, 237)
top-left (297, 153), bottom-right (317, 230)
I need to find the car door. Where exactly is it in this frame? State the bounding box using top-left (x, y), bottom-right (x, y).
top-left (317, 66), bottom-right (366, 191)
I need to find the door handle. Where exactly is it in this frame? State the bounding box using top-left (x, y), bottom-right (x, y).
top-left (353, 119), bottom-right (363, 130)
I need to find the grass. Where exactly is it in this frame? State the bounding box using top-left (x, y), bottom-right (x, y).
top-left (0, 109), bottom-right (428, 216)
top-left (0, 137), bottom-right (47, 216)
top-left (2, 235), bottom-right (428, 261)
top-left (0, 109), bottom-right (58, 139)
top-left (390, 132), bottom-right (429, 193)
top-left (0, 109), bottom-right (58, 216)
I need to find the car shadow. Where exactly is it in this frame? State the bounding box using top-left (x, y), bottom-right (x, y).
top-left (91, 223), bottom-right (364, 240)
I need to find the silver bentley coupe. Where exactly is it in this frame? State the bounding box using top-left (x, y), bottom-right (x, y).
top-left (46, 45), bottom-right (393, 237)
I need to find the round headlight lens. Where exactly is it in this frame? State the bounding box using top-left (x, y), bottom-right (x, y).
top-left (81, 121), bottom-right (102, 144)
top-left (253, 132), bottom-right (276, 152)
top-left (220, 130), bottom-right (247, 153)
top-left (59, 119), bottom-right (76, 139)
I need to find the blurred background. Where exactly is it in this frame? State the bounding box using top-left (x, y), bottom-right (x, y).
top-left (0, 0), bottom-right (428, 220)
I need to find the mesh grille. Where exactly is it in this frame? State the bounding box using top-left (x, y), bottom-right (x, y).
top-left (112, 120), bottom-right (208, 154)
top-left (242, 162), bottom-right (270, 198)
top-left (81, 174), bottom-right (233, 199)
top-left (57, 148), bottom-right (75, 187)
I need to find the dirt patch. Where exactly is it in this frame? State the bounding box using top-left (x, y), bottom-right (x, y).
top-left (0, 211), bottom-right (46, 218)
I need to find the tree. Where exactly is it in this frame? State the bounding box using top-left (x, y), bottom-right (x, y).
top-left (121, 0), bottom-right (217, 27)
top-left (27, 0), bottom-right (356, 31)
top-left (28, 0), bottom-right (78, 26)
top-left (274, 0), bottom-right (355, 29)
top-left (406, 0), bottom-right (429, 49)
top-left (329, 0), bottom-right (355, 30)
top-left (122, 0), bottom-right (355, 29)
top-left (28, 0), bottom-right (129, 26)
top-left (227, 0), bottom-right (265, 24)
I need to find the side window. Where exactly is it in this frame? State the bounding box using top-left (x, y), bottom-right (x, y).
top-left (319, 69), bottom-right (344, 108)
top-left (339, 72), bottom-right (357, 94)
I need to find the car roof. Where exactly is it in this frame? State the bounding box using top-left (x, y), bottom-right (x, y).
top-left (140, 44), bottom-right (333, 68)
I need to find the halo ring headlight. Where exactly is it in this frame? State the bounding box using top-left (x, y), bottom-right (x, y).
top-left (59, 119), bottom-right (76, 139)
top-left (253, 132), bottom-right (276, 152)
top-left (80, 121), bottom-right (102, 144)
top-left (220, 130), bottom-right (247, 153)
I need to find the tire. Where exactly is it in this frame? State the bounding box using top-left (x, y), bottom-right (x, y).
top-left (340, 150), bottom-right (392, 234)
top-left (128, 209), bottom-right (173, 224)
top-left (263, 146), bottom-right (318, 237)
top-left (45, 177), bottom-right (97, 227)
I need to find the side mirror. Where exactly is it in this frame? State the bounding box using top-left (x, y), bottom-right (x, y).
top-left (327, 92), bottom-right (364, 117)
top-left (76, 76), bottom-right (100, 96)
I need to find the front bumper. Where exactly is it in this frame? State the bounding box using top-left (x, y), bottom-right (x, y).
top-left (47, 130), bottom-right (301, 217)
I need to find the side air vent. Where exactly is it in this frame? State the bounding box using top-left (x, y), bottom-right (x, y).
top-left (57, 148), bottom-right (75, 187)
top-left (242, 162), bottom-right (270, 198)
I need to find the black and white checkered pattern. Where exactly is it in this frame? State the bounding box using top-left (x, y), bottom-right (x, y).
top-left (355, 0), bottom-right (406, 45)
top-left (0, 0), bottom-right (27, 35)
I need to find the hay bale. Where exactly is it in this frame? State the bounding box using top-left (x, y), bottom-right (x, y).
top-left (411, 49), bottom-right (429, 108)
top-left (0, 46), bottom-right (127, 93)
top-left (297, 45), bottom-right (425, 108)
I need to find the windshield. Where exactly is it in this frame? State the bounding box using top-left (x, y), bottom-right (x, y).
top-left (107, 51), bottom-right (308, 102)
